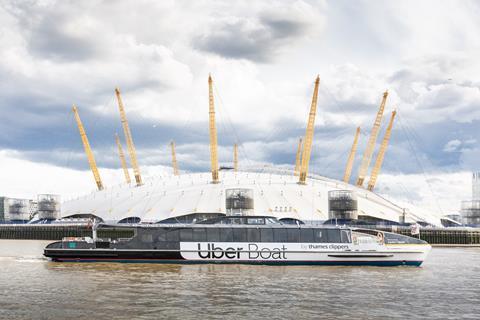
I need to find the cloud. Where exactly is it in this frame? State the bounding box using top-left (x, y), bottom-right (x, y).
top-left (0, 150), bottom-right (170, 200)
top-left (0, 0), bottom-right (479, 213)
top-left (193, 2), bottom-right (324, 62)
top-left (194, 16), bottom-right (308, 62)
top-left (376, 171), bottom-right (472, 214)
top-left (443, 139), bottom-right (462, 152)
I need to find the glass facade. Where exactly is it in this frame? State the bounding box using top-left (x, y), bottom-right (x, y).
top-left (151, 227), bottom-right (352, 243)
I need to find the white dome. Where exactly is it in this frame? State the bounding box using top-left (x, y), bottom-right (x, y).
top-left (61, 170), bottom-right (443, 226)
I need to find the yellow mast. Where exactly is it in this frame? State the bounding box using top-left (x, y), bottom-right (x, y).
top-left (72, 105), bottom-right (104, 191)
top-left (170, 140), bottom-right (179, 176)
top-left (367, 110), bottom-right (397, 191)
top-left (294, 137), bottom-right (303, 176)
top-left (343, 127), bottom-right (361, 183)
top-left (115, 87), bottom-right (143, 186)
top-left (208, 75), bottom-right (219, 183)
top-left (299, 76), bottom-right (320, 184)
top-left (356, 91), bottom-right (388, 187)
top-left (233, 143), bottom-right (238, 172)
top-left (115, 133), bottom-right (131, 184)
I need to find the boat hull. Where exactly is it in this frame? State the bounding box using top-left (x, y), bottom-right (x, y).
top-left (44, 247), bottom-right (429, 267)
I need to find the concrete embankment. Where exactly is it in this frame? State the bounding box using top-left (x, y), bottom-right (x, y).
top-left (0, 224), bottom-right (480, 246)
top-left (1, 224), bottom-right (480, 246)
top-left (0, 224), bottom-right (133, 240)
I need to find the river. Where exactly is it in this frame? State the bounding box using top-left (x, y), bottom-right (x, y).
top-left (0, 240), bottom-right (479, 319)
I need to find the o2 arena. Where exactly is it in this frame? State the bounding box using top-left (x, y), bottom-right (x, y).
top-left (60, 76), bottom-right (444, 227)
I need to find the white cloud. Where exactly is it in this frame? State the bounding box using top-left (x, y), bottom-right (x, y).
top-left (443, 139), bottom-right (462, 152)
top-left (376, 171), bottom-right (472, 214)
top-left (0, 150), bottom-right (169, 200)
top-left (0, 0), bottom-right (479, 211)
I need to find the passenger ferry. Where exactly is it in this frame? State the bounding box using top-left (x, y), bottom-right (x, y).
top-left (44, 215), bottom-right (431, 266)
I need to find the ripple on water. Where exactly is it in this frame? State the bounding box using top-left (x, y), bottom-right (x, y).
top-left (0, 243), bottom-right (479, 320)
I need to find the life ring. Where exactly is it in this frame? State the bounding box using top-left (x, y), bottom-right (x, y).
top-left (377, 232), bottom-right (384, 243)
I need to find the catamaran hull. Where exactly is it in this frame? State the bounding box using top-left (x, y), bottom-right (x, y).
top-left (44, 247), bottom-right (429, 266)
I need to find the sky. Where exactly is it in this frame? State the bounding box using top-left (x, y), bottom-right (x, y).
top-left (0, 0), bottom-right (479, 214)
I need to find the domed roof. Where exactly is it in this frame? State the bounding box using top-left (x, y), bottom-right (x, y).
top-left (61, 170), bottom-right (443, 226)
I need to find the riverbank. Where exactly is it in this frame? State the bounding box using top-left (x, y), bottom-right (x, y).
top-left (1, 240), bottom-right (479, 319)
top-left (1, 224), bottom-right (480, 246)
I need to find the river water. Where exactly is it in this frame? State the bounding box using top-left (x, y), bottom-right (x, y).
top-left (0, 241), bottom-right (479, 320)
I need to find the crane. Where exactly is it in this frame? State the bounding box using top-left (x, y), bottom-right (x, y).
top-left (115, 133), bottom-right (131, 184)
top-left (208, 75), bottom-right (219, 183)
top-left (356, 91), bottom-right (388, 187)
top-left (367, 110), bottom-right (397, 191)
top-left (294, 137), bottom-right (303, 176)
top-left (115, 88), bottom-right (143, 186)
top-left (72, 105), bottom-right (104, 191)
top-left (343, 127), bottom-right (361, 183)
top-left (299, 76), bottom-right (320, 185)
top-left (170, 140), bottom-right (179, 176)
top-left (233, 143), bottom-right (238, 172)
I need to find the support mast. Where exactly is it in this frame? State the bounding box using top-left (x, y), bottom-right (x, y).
top-left (72, 105), bottom-right (104, 191)
top-left (294, 137), bottom-right (303, 176)
top-left (170, 140), bottom-right (179, 176)
top-left (356, 91), bottom-right (388, 187)
top-left (233, 143), bottom-right (238, 172)
top-left (208, 75), bottom-right (219, 183)
top-left (343, 127), bottom-right (361, 183)
top-left (367, 110), bottom-right (397, 191)
top-left (115, 133), bottom-right (131, 184)
top-left (299, 76), bottom-right (320, 185)
top-left (115, 88), bottom-right (143, 186)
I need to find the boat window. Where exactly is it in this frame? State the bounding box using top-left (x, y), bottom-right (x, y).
top-left (247, 218), bottom-right (265, 225)
top-left (166, 229), bottom-right (179, 241)
top-left (193, 228), bottom-right (206, 242)
top-left (299, 229), bottom-right (314, 242)
top-left (141, 233), bottom-right (154, 243)
top-left (180, 228), bottom-right (193, 241)
top-left (384, 232), bottom-right (425, 244)
top-left (232, 228), bottom-right (247, 242)
top-left (260, 228), bottom-right (274, 242)
top-left (206, 228), bottom-right (220, 242)
top-left (265, 218), bottom-right (279, 224)
top-left (247, 228), bottom-right (261, 242)
top-left (273, 228), bottom-right (287, 242)
top-left (286, 228), bottom-right (299, 243)
top-left (326, 229), bottom-right (341, 243)
top-left (230, 218), bottom-right (243, 225)
top-left (340, 230), bottom-right (351, 243)
top-left (219, 228), bottom-right (233, 242)
top-left (157, 229), bottom-right (167, 241)
top-left (313, 229), bottom-right (327, 243)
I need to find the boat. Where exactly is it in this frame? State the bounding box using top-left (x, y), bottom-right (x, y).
top-left (43, 215), bottom-right (431, 266)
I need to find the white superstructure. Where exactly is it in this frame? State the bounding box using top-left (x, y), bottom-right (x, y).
top-left (61, 170), bottom-right (443, 226)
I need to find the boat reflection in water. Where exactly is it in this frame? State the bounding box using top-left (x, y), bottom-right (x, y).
top-left (44, 214), bottom-right (431, 266)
